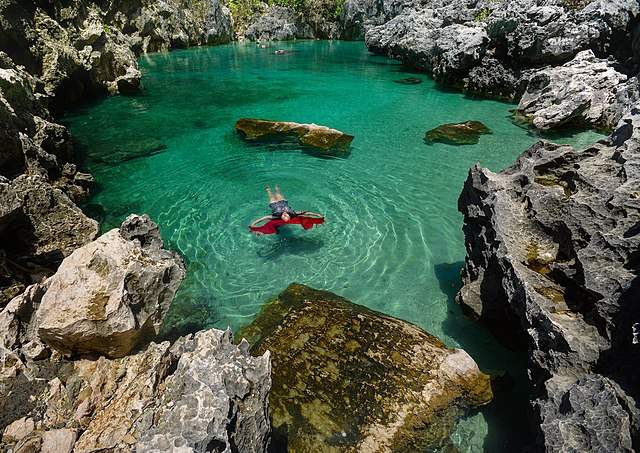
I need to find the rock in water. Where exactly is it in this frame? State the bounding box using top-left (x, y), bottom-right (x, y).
top-left (238, 283), bottom-right (492, 451)
top-left (456, 105), bottom-right (640, 451)
top-left (235, 118), bottom-right (354, 155)
top-left (425, 121), bottom-right (491, 145)
top-left (36, 214), bottom-right (185, 358)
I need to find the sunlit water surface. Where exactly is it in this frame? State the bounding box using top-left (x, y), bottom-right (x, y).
top-left (64, 40), bottom-right (603, 452)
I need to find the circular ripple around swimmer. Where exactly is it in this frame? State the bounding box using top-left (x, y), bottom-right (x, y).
top-left (163, 149), bottom-right (437, 327)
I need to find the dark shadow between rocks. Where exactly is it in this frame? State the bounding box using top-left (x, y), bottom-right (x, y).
top-left (434, 262), bottom-right (536, 453)
top-left (158, 292), bottom-right (220, 343)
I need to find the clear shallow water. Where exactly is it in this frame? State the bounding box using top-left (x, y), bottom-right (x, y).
top-left (64, 40), bottom-right (603, 451)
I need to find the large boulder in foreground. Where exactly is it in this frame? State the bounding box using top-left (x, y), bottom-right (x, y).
top-left (239, 283), bottom-right (492, 451)
top-left (425, 121), bottom-right (491, 146)
top-left (235, 118), bottom-right (354, 155)
top-left (516, 50), bottom-right (639, 130)
top-left (456, 105), bottom-right (640, 450)
top-left (36, 214), bottom-right (185, 358)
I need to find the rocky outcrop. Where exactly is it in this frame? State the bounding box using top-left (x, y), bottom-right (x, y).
top-left (36, 214), bottom-right (185, 358)
top-left (239, 283), bottom-right (492, 451)
top-left (0, 216), bottom-right (271, 452)
top-left (245, 7), bottom-right (306, 41)
top-left (1, 328), bottom-right (271, 453)
top-left (425, 120), bottom-right (491, 145)
top-left (456, 104), bottom-right (640, 450)
top-left (365, 0), bottom-right (640, 104)
top-left (236, 118), bottom-right (354, 154)
top-left (517, 50), bottom-right (640, 130)
top-left (1, 0), bottom-right (232, 104)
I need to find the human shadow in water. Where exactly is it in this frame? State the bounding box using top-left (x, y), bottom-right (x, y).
top-left (256, 232), bottom-right (324, 259)
top-left (433, 261), bottom-right (536, 453)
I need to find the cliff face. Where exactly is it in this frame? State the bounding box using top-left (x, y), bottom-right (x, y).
top-left (0, 0), bottom-right (232, 308)
top-left (365, 0), bottom-right (640, 109)
top-left (457, 107), bottom-right (640, 451)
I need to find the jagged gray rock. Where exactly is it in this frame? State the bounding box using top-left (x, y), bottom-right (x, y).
top-left (517, 50), bottom-right (639, 129)
top-left (1, 329), bottom-right (271, 453)
top-left (366, 0), bottom-right (640, 104)
top-left (36, 214), bottom-right (185, 358)
top-left (0, 215), bottom-right (271, 452)
top-left (456, 103), bottom-right (640, 450)
top-left (245, 7), bottom-right (302, 41)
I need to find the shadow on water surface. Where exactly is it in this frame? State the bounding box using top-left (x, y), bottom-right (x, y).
top-left (434, 262), bottom-right (535, 452)
top-left (256, 232), bottom-right (324, 259)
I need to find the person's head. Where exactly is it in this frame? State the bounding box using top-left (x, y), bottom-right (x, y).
top-left (281, 212), bottom-right (291, 222)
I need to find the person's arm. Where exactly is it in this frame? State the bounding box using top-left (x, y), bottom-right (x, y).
top-left (300, 211), bottom-right (323, 218)
top-left (250, 215), bottom-right (273, 228)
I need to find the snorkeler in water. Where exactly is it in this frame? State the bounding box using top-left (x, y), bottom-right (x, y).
top-left (249, 185), bottom-right (324, 235)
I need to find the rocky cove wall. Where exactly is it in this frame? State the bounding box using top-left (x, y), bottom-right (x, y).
top-left (1, 0), bottom-right (640, 452)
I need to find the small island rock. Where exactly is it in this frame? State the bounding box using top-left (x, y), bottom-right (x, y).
top-left (236, 118), bottom-right (354, 154)
top-left (425, 121), bottom-right (491, 145)
top-left (238, 283), bottom-right (492, 452)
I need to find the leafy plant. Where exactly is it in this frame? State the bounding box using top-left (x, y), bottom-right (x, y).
top-left (474, 7), bottom-right (491, 22)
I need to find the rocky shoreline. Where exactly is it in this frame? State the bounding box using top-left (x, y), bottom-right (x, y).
top-left (1, 0), bottom-right (640, 451)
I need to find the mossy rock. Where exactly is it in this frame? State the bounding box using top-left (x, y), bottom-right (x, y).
top-left (238, 283), bottom-right (493, 452)
top-left (235, 118), bottom-right (353, 155)
top-left (425, 121), bottom-right (491, 146)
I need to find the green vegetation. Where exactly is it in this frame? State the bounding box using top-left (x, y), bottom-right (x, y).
top-left (561, 0), bottom-right (592, 10)
top-left (226, 0), bottom-right (265, 36)
top-left (225, 0), bottom-right (346, 36)
top-left (474, 7), bottom-right (492, 22)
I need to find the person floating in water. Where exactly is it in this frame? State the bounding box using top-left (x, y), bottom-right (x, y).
top-left (249, 185), bottom-right (324, 235)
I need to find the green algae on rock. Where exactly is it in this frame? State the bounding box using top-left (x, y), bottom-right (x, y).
top-left (238, 283), bottom-right (493, 452)
top-left (425, 121), bottom-right (491, 146)
top-left (235, 118), bottom-right (354, 155)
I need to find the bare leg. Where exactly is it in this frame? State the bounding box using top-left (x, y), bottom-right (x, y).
top-left (265, 185), bottom-right (278, 203)
top-left (274, 185), bottom-right (285, 200)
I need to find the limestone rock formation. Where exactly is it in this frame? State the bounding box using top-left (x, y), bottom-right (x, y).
top-left (425, 121), bottom-right (491, 145)
top-left (236, 118), bottom-right (354, 154)
top-left (456, 104), bottom-right (640, 450)
top-left (36, 214), bottom-right (185, 358)
top-left (517, 50), bottom-right (640, 130)
top-left (365, 0), bottom-right (640, 104)
top-left (0, 0), bottom-right (233, 102)
top-left (1, 329), bottom-right (271, 453)
top-left (245, 7), bottom-right (303, 41)
top-left (0, 214), bottom-right (271, 452)
top-left (239, 283), bottom-right (492, 451)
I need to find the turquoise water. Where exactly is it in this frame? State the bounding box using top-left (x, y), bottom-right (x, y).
top-left (64, 41), bottom-right (602, 451)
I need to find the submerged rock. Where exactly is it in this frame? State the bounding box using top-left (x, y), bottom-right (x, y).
top-left (516, 50), bottom-right (639, 130)
top-left (239, 283), bottom-right (492, 451)
top-left (236, 118), bottom-right (354, 154)
top-left (456, 104), bottom-right (640, 450)
top-left (425, 121), bottom-right (491, 145)
top-left (394, 77), bottom-right (422, 84)
top-left (36, 214), bottom-right (185, 358)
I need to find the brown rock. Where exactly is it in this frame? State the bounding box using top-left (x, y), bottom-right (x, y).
top-left (235, 118), bottom-right (354, 155)
top-left (425, 120), bottom-right (491, 145)
top-left (238, 283), bottom-right (492, 452)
